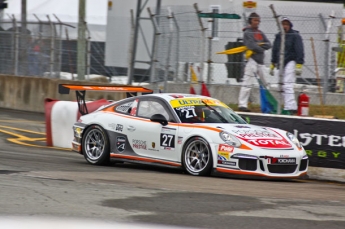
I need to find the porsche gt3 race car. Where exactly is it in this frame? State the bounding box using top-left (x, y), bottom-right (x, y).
top-left (59, 84), bottom-right (308, 179)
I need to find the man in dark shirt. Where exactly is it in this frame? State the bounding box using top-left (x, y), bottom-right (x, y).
top-left (238, 12), bottom-right (271, 112)
top-left (270, 17), bottom-right (305, 114)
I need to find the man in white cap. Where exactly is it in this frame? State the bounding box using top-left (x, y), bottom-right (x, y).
top-left (270, 17), bottom-right (304, 115)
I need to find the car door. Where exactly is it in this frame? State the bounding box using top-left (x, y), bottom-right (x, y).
top-left (127, 97), bottom-right (179, 161)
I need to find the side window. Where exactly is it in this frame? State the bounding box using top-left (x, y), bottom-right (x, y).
top-left (115, 99), bottom-right (139, 116)
top-left (138, 100), bottom-right (171, 120)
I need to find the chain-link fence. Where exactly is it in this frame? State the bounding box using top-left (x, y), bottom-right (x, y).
top-left (0, 19), bottom-right (64, 77)
top-left (150, 2), bottom-right (344, 107)
top-left (0, 16), bottom-right (118, 79)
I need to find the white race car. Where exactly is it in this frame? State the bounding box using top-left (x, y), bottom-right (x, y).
top-left (60, 84), bottom-right (308, 179)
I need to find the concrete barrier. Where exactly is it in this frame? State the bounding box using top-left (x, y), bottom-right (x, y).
top-left (0, 74), bottom-right (127, 113)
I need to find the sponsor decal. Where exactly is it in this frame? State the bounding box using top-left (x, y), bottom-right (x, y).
top-left (178, 136), bottom-right (183, 144)
top-left (218, 144), bottom-right (234, 153)
top-left (148, 142), bottom-right (159, 152)
top-left (116, 136), bottom-right (126, 153)
top-left (116, 124), bottom-right (123, 132)
top-left (132, 139), bottom-right (147, 150)
top-left (267, 157), bottom-right (296, 164)
top-left (162, 127), bottom-right (176, 134)
top-left (232, 129), bottom-right (281, 139)
top-left (170, 98), bottom-right (227, 108)
top-left (218, 152), bottom-right (229, 160)
top-left (235, 125), bottom-right (250, 128)
top-left (218, 160), bottom-right (236, 166)
top-left (234, 129), bottom-right (292, 149)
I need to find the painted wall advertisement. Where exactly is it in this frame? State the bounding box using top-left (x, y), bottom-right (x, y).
top-left (242, 114), bottom-right (345, 169)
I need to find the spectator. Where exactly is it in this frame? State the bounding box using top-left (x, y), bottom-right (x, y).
top-left (270, 17), bottom-right (305, 115)
top-left (238, 12), bottom-right (271, 112)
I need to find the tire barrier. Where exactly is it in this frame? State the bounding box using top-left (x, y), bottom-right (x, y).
top-left (45, 98), bottom-right (112, 148)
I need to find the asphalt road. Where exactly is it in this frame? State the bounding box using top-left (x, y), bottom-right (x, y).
top-left (0, 108), bottom-right (345, 229)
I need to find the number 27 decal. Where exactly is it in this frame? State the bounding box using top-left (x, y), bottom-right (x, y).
top-left (160, 133), bottom-right (175, 149)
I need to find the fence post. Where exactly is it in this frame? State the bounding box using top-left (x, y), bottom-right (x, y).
top-left (269, 4), bottom-right (285, 115)
top-left (172, 12), bottom-right (180, 83)
top-left (193, 3), bottom-right (206, 82)
top-left (12, 15), bottom-right (19, 76)
top-left (86, 23), bottom-right (91, 79)
top-left (207, 35), bottom-right (213, 84)
top-left (53, 14), bottom-right (64, 79)
top-left (162, 8), bottom-right (174, 92)
top-left (147, 7), bottom-right (161, 86)
top-left (322, 10), bottom-right (336, 103)
top-left (47, 15), bottom-right (55, 78)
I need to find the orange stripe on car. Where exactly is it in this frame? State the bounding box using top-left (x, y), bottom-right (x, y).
top-left (110, 154), bottom-right (181, 167)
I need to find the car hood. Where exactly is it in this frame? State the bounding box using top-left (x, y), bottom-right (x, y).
top-left (202, 123), bottom-right (293, 149)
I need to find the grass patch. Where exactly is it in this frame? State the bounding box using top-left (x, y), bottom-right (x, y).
top-left (228, 104), bottom-right (345, 120)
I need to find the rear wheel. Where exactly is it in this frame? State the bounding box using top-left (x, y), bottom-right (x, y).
top-left (182, 137), bottom-right (213, 176)
top-left (82, 125), bottom-right (110, 165)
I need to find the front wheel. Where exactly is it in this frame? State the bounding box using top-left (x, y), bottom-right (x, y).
top-left (82, 125), bottom-right (110, 165)
top-left (182, 137), bottom-right (213, 176)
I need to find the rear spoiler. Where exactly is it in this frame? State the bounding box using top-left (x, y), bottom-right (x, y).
top-left (58, 84), bottom-right (153, 115)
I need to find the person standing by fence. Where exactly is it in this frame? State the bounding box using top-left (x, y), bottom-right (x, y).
top-left (270, 17), bottom-right (304, 115)
top-left (238, 12), bottom-right (272, 112)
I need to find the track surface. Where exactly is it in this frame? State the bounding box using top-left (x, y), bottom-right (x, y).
top-left (0, 108), bottom-right (344, 229)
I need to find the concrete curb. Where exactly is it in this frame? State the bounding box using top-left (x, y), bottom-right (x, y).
top-left (307, 167), bottom-right (345, 183)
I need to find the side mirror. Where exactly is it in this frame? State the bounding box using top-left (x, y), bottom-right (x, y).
top-left (150, 114), bottom-right (168, 126)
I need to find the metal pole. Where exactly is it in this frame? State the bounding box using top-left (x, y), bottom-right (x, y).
top-left (163, 7), bottom-right (174, 92)
top-left (47, 15), bottom-right (55, 78)
top-left (207, 36), bottom-right (213, 84)
top-left (12, 15), bottom-right (19, 76)
top-left (77, 0), bottom-right (86, 80)
top-left (65, 27), bottom-right (74, 79)
top-left (127, 0), bottom-right (142, 85)
top-left (269, 4), bottom-right (285, 115)
top-left (193, 3), bottom-right (206, 82)
top-left (172, 12), bottom-right (180, 83)
top-left (53, 14), bottom-right (63, 79)
top-left (323, 10), bottom-right (335, 103)
top-left (148, 0), bottom-right (161, 86)
top-left (21, 0), bottom-right (27, 75)
top-left (86, 23), bottom-right (91, 79)
top-left (147, 7), bottom-right (161, 87)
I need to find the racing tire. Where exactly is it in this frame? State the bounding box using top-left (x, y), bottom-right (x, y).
top-left (82, 125), bottom-right (110, 165)
top-left (182, 137), bottom-right (213, 176)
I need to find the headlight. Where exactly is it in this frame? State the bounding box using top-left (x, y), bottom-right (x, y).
top-left (219, 131), bottom-right (241, 148)
top-left (286, 132), bottom-right (302, 148)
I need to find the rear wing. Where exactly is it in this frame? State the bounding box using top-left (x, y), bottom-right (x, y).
top-left (58, 84), bottom-right (153, 115)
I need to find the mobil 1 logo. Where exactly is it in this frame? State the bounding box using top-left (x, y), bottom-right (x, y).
top-left (160, 127), bottom-right (176, 150)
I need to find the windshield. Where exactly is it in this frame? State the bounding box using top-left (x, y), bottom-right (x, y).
top-left (171, 98), bottom-right (246, 124)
